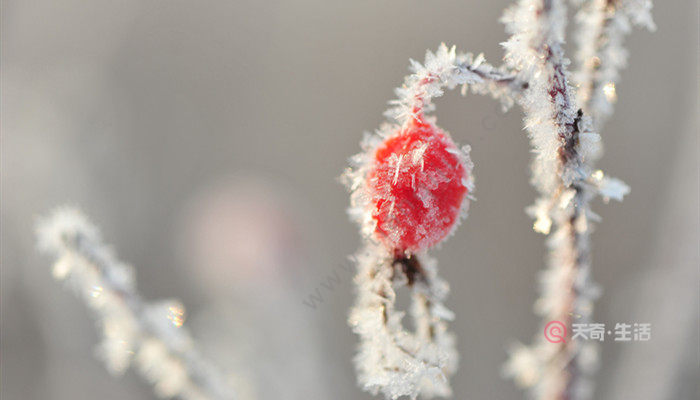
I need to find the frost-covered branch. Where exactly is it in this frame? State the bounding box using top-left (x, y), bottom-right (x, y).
top-left (384, 44), bottom-right (523, 127)
top-left (348, 245), bottom-right (457, 399)
top-left (343, 44), bottom-right (492, 399)
top-left (37, 208), bottom-right (238, 400)
top-left (500, 0), bottom-right (641, 399)
top-left (572, 0), bottom-right (656, 128)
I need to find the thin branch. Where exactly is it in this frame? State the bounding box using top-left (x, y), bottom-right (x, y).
top-left (500, 0), bottom-right (634, 399)
top-left (383, 44), bottom-right (522, 126)
top-left (344, 44), bottom-right (489, 399)
top-left (37, 208), bottom-right (239, 400)
top-left (348, 245), bottom-right (456, 399)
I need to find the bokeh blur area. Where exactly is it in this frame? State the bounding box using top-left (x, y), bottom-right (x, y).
top-left (1, 1), bottom-right (698, 399)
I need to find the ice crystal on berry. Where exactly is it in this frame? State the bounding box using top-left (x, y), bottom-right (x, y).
top-left (366, 115), bottom-right (472, 255)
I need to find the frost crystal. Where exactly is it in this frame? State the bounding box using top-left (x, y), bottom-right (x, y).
top-left (383, 44), bottom-right (523, 126)
top-left (364, 115), bottom-right (471, 255)
top-left (37, 208), bottom-right (238, 400)
top-left (348, 245), bottom-right (457, 399)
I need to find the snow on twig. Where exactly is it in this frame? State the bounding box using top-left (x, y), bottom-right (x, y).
top-left (342, 44), bottom-right (521, 399)
top-left (37, 208), bottom-right (239, 400)
top-left (500, 0), bottom-right (649, 399)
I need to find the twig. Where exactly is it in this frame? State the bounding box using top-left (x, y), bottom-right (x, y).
top-left (37, 208), bottom-right (239, 400)
top-left (500, 0), bottom-right (638, 399)
top-left (348, 245), bottom-right (456, 399)
top-left (344, 44), bottom-right (504, 399)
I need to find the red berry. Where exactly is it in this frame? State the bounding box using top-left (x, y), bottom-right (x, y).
top-left (366, 116), bottom-right (470, 255)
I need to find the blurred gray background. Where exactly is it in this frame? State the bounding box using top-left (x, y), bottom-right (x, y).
top-left (2, 1), bottom-right (698, 399)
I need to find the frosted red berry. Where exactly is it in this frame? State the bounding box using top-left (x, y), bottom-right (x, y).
top-left (365, 116), bottom-right (470, 255)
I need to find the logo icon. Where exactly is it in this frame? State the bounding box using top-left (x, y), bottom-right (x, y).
top-left (544, 320), bottom-right (567, 343)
